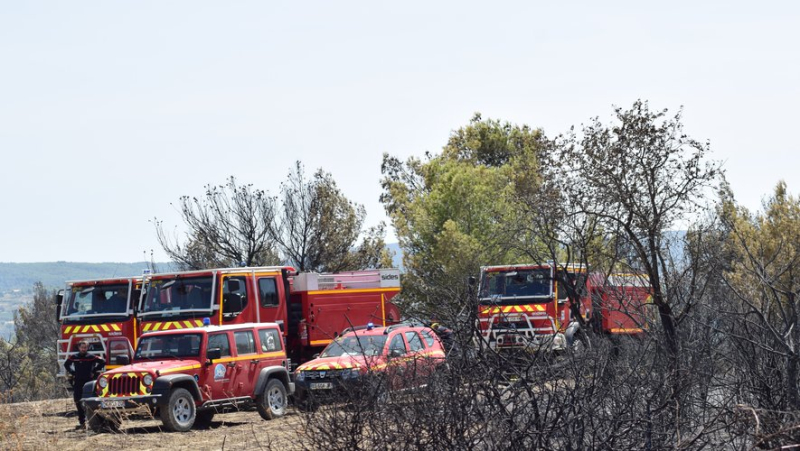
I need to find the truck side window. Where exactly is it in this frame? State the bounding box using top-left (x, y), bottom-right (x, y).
top-left (208, 333), bottom-right (232, 357)
top-left (234, 331), bottom-right (256, 355)
top-left (258, 278), bottom-right (279, 308)
top-left (222, 276), bottom-right (248, 319)
top-left (258, 328), bottom-right (282, 352)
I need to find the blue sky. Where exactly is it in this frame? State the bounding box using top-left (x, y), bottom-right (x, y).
top-left (1, 1), bottom-right (798, 262)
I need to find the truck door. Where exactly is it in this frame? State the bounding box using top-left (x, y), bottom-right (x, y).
top-left (205, 332), bottom-right (237, 400)
top-left (256, 276), bottom-right (286, 326)
top-left (220, 276), bottom-right (249, 323)
top-left (386, 333), bottom-right (409, 390)
top-left (403, 331), bottom-right (431, 384)
top-left (231, 329), bottom-right (260, 397)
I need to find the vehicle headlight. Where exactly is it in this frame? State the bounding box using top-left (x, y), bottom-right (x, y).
top-left (143, 374), bottom-right (153, 386)
top-left (97, 376), bottom-right (108, 389)
top-left (295, 371), bottom-right (305, 382)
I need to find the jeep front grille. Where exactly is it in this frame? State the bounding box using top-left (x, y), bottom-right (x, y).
top-left (109, 374), bottom-right (143, 396)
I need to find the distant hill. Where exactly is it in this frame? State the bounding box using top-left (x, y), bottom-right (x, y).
top-left (0, 262), bottom-right (168, 292)
top-left (0, 244), bottom-right (405, 293)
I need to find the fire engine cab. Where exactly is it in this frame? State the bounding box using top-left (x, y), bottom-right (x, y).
top-left (477, 263), bottom-right (650, 353)
top-left (136, 266), bottom-right (402, 366)
top-left (56, 277), bottom-right (142, 379)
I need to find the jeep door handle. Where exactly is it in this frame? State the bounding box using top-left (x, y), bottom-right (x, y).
top-left (227, 362), bottom-right (236, 368)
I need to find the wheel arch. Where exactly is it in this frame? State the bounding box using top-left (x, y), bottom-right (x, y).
top-left (152, 374), bottom-right (202, 405)
top-left (254, 366), bottom-right (291, 395)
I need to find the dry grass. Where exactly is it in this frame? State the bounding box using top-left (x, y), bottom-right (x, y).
top-left (0, 398), bottom-right (309, 451)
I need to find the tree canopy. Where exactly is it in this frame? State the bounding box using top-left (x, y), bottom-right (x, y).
top-left (380, 114), bottom-right (544, 314)
top-left (157, 166), bottom-right (391, 273)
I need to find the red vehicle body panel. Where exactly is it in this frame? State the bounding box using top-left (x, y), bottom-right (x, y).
top-left (589, 273), bottom-right (651, 335)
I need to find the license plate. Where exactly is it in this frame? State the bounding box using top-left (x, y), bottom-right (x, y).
top-left (310, 382), bottom-right (333, 390)
top-left (101, 399), bottom-right (124, 408)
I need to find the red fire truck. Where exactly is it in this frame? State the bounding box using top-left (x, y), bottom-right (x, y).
top-left (135, 267), bottom-right (402, 366)
top-left (56, 277), bottom-right (142, 379)
top-left (477, 263), bottom-right (650, 353)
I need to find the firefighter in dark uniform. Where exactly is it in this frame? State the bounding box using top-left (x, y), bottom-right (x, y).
top-left (64, 340), bottom-right (105, 428)
top-left (430, 322), bottom-right (456, 353)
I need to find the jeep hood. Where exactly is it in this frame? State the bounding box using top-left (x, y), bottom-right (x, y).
top-left (105, 359), bottom-right (202, 375)
top-left (296, 355), bottom-right (384, 372)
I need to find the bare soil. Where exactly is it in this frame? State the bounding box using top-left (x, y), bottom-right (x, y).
top-left (0, 398), bottom-right (308, 451)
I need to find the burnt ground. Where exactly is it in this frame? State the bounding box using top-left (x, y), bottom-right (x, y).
top-left (0, 398), bottom-right (309, 451)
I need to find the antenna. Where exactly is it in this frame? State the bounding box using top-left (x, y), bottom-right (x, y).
top-left (149, 249), bottom-right (159, 274)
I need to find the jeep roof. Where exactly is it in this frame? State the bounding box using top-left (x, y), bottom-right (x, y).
top-left (140, 322), bottom-right (281, 337)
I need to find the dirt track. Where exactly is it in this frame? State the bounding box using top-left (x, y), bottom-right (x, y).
top-left (0, 398), bottom-right (308, 451)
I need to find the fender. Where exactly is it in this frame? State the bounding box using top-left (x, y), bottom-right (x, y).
top-left (565, 320), bottom-right (581, 347)
top-left (152, 374), bottom-right (202, 405)
top-left (81, 380), bottom-right (96, 398)
top-left (253, 366), bottom-right (292, 396)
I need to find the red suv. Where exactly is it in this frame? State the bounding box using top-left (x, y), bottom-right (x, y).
top-left (81, 322), bottom-right (294, 432)
top-left (294, 323), bottom-right (446, 407)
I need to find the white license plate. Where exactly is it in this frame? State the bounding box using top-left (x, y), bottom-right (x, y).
top-left (101, 399), bottom-right (125, 408)
top-left (310, 382), bottom-right (333, 390)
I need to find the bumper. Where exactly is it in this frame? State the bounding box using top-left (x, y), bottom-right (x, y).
top-left (82, 395), bottom-right (163, 414)
top-left (295, 380), bottom-right (340, 398)
top-left (493, 331), bottom-right (566, 352)
top-left (295, 378), bottom-right (359, 402)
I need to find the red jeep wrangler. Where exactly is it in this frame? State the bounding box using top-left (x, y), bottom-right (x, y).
top-left (81, 322), bottom-right (294, 432)
top-left (294, 323), bottom-right (446, 407)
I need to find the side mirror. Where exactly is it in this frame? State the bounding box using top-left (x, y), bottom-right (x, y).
top-left (311, 353), bottom-right (320, 359)
top-left (468, 276), bottom-right (476, 287)
top-left (207, 348), bottom-right (222, 363)
top-left (55, 290), bottom-right (64, 322)
top-left (389, 349), bottom-right (404, 358)
top-left (115, 355), bottom-right (130, 366)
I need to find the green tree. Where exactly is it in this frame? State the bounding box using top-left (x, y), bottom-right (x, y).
top-left (380, 114), bottom-right (543, 316)
top-left (721, 181), bottom-right (800, 412)
top-left (1, 282), bottom-right (60, 402)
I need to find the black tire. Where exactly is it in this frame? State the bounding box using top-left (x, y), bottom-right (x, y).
top-left (160, 388), bottom-right (196, 432)
top-left (86, 406), bottom-right (120, 433)
top-left (256, 379), bottom-right (287, 420)
top-left (86, 406), bottom-right (105, 433)
top-left (294, 393), bottom-right (319, 412)
top-left (193, 409), bottom-right (215, 429)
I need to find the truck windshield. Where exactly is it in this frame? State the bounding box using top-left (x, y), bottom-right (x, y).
top-left (321, 335), bottom-right (388, 357)
top-left (135, 333), bottom-right (202, 359)
top-left (139, 276), bottom-right (214, 318)
top-left (479, 268), bottom-right (552, 301)
top-left (62, 283), bottom-right (131, 321)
